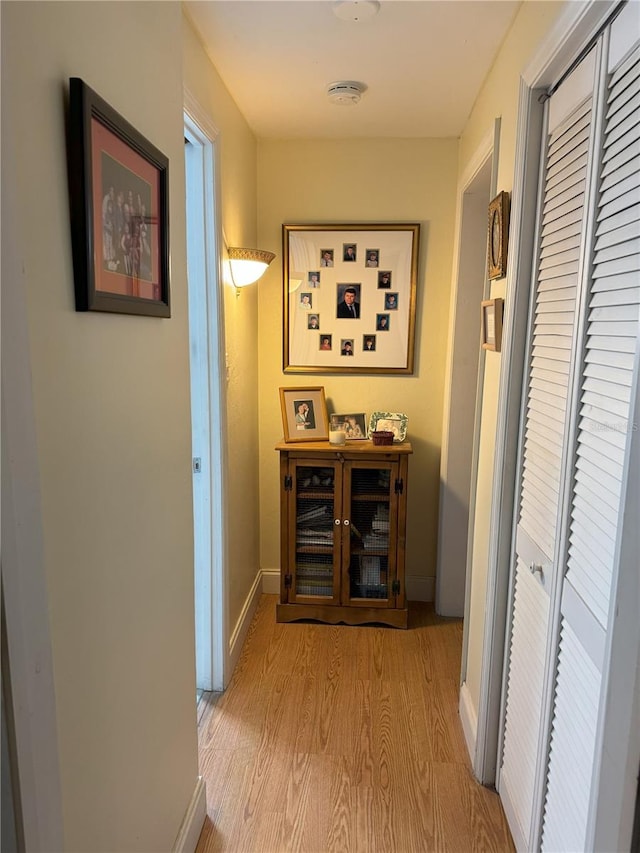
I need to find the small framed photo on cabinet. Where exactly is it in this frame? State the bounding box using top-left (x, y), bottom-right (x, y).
top-left (279, 386), bottom-right (329, 442)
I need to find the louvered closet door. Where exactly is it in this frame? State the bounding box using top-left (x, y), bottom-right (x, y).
top-left (498, 53), bottom-right (598, 851)
top-left (541, 31), bottom-right (640, 852)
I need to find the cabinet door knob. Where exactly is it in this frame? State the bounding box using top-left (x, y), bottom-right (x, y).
top-left (344, 519), bottom-right (350, 526)
top-left (529, 562), bottom-right (543, 577)
top-left (334, 518), bottom-right (341, 525)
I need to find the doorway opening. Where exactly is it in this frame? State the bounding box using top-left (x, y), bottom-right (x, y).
top-left (184, 109), bottom-right (227, 694)
top-left (436, 151), bottom-right (493, 620)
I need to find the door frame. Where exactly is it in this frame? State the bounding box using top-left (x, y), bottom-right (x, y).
top-left (184, 89), bottom-right (230, 691)
top-left (437, 124), bottom-right (496, 622)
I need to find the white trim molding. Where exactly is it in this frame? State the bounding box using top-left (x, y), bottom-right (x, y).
top-left (522, 0), bottom-right (618, 86)
top-left (261, 569), bottom-right (281, 596)
top-left (405, 575), bottom-right (435, 602)
top-left (172, 776), bottom-right (207, 853)
top-left (459, 681), bottom-right (478, 767)
top-left (228, 569), bottom-right (263, 675)
top-left (183, 87), bottom-right (229, 692)
top-left (184, 88), bottom-right (220, 142)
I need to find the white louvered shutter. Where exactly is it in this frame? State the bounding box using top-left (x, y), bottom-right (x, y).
top-left (499, 54), bottom-right (596, 848)
top-left (541, 37), bottom-right (640, 852)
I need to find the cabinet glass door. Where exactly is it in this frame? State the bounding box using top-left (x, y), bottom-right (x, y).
top-left (343, 461), bottom-right (399, 607)
top-left (288, 459), bottom-right (341, 604)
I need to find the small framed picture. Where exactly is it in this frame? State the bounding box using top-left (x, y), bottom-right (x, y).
top-left (377, 270), bottom-right (392, 289)
top-left (481, 298), bottom-right (504, 352)
top-left (376, 313), bottom-right (390, 331)
top-left (319, 334), bottom-right (332, 351)
top-left (320, 249), bottom-right (334, 267)
top-left (363, 335), bottom-right (376, 351)
top-left (365, 249), bottom-right (379, 268)
top-left (308, 271), bottom-right (321, 287)
top-left (307, 314), bottom-right (320, 330)
top-left (385, 292), bottom-right (398, 310)
top-left (279, 386), bottom-right (329, 442)
top-left (330, 413), bottom-right (367, 440)
top-left (67, 78), bottom-right (170, 316)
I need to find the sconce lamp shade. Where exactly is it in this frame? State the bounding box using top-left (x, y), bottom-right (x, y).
top-left (228, 247), bottom-right (276, 287)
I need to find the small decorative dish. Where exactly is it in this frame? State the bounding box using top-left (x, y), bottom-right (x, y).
top-left (371, 430), bottom-right (394, 446)
top-left (368, 412), bottom-right (408, 443)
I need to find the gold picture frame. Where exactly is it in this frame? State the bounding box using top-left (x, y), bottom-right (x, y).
top-left (279, 386), bottom-right (329, 442)
top-left (481, 298), bottom-right (504, 352)
top-left (487, 191), bottom-right (510, 280)
top-left (283, 223), bottom-right (420, 374)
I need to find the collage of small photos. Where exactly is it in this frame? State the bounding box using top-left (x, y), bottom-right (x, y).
top-left (298, 242), bottom-right (399, 356)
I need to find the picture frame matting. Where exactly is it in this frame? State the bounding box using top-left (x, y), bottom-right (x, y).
top-left (283, 223), bottom-right (420, 374)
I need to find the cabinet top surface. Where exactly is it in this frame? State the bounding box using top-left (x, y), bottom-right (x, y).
top-left (275, 439), bottom-right (412, 455)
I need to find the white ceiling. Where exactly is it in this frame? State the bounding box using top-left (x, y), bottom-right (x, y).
top-left (184, 0), bottom-right (522, 139)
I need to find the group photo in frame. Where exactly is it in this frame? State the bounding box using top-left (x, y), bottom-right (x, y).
top-left (329, 412), bottom-right (367, 439)
top-left (283, 223), bottom-right (420, 374)
top-left (279, 386), bottom-right (329, 442)
top-left (67, 77), bottom-right (170, 317)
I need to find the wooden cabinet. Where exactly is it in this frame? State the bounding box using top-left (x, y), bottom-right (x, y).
top-left (275, 440), bottom-right (412, 628)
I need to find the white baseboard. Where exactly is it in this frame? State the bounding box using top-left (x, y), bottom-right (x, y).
top-left (228, 569), bottom-right (263, 677)
top-left (172, 776), bottom-right (207, 853)
top-left (459, 681), bottom-right (478, 770)
top-left (261, 569), bottom-right (280, 595)
top-left (405, 575), bottom-right (435, 601)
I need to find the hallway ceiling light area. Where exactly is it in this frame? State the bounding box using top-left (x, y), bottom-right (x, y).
top-left (184, 0), bottom-right (521, 139)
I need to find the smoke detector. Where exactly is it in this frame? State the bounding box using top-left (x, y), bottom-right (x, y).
top-left (327, 81), bottom-right (367, 105)
top-left (333, 1), bottom-right (380, 22)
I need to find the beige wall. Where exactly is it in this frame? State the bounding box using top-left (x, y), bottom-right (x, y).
top-left (2, 2), bottom-right (198, 849)
top-left (182, 14), bottom-right (263, 636)
top-left (458, 1), bottom-right (566, 713)
top-left (257, 139), bottom-right (459, 591)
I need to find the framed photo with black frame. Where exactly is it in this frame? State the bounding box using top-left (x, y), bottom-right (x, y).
top-left (67, 77), bottom-right (170, 317)
top-left (283, 223), bottom-right (420, 374)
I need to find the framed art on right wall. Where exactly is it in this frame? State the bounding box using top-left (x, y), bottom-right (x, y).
top-left (487, 191), bottom-right (510, 280)
top-left (481, 298), bottom-right (504, 352)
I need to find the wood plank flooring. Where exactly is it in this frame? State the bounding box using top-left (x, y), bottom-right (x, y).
top-left (196, 595), bottom-right (514, 853)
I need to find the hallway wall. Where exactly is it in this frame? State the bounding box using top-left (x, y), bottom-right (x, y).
top-left (257, 139), bottom-right (458, 595)
top-left (2, 2), bottom-right (199, 849)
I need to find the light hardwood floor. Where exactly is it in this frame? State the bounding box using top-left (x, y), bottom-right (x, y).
top-left (196, 594), bottom-right (514, 853)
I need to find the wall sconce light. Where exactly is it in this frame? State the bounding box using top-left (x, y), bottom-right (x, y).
top-left (228, 247), bottom-right (276, 293)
